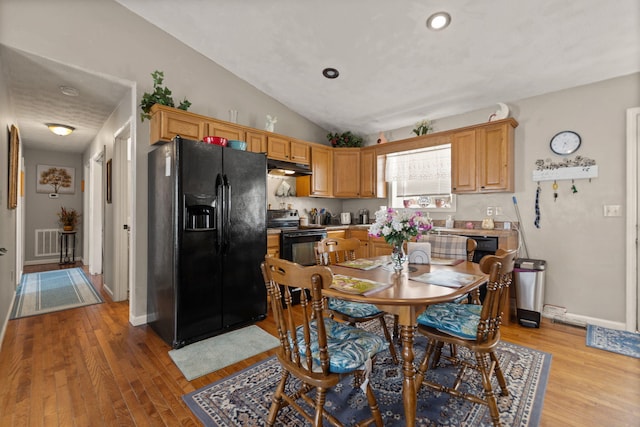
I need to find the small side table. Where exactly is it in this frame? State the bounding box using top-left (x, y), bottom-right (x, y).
top-left (59, 230), bottom-right (77, 265)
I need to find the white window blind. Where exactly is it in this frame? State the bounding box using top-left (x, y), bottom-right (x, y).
top-left (385, 144), bottom-right (451, 195)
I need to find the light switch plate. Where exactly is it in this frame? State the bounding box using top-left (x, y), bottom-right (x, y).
top-left (603, 205), bottom-right (622, 217)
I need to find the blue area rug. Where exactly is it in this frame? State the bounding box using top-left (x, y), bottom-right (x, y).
top-left (586, 324), bottom-right (640, 359)
top-left (10, 268), bottom-right (103, 319)
top-left (184, 322), bottom-right (551, 426)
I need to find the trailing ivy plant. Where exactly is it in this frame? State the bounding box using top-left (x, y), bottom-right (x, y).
top-left (139, 70), bottom-right (192, 122)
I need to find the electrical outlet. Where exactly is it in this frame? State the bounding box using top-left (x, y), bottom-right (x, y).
top-left (486, 207), bottom-right (494, 216)
top-left (603, 205), bottom-right (622, 217)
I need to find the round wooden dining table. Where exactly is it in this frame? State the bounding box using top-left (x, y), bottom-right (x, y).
top-left (323, 257), bottom-right (487, 427)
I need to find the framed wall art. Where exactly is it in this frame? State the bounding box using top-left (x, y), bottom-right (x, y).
top-left (36, 164), bottom-right (75, 194)
top-left (8, 124), bottom-right (19, 209)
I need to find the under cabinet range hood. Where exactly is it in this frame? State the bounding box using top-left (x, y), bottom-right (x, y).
top-left (267, 159), bottom-right (312, 176)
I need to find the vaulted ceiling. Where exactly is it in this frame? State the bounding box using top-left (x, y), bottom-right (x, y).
top-left (2, 0), bottom-right (639, 153)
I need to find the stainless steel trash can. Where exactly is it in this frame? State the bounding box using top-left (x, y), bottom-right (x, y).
top-left (514, 259), bottom-right (546, 328)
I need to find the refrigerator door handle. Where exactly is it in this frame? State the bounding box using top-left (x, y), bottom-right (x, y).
top-left (215, 173), bottom-right (224, 253)
top-left (222, 174), bottom-right (231, 253)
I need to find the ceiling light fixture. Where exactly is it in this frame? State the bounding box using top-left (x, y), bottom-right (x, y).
top-left (426, 12), bottom-right (451, 30)
top-left (59, 85), bottom-right (79, 97)
top-left (322, 67), bottom-right (340, 79)
top-left (46, 123), bottom-right (75, 136)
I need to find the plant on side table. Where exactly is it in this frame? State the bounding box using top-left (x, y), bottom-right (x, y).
top-left (57, 207), bottom-right (81, 231)
top-left (139, 70), bottom-right (192, 122)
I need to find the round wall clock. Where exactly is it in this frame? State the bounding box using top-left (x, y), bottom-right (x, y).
top-left (550, 130), bottom-right (581, 155)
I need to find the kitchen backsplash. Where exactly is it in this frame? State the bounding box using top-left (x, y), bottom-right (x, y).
top-left (267, 175), bottom-right (520, 227)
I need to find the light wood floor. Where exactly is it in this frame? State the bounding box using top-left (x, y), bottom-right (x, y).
top-left (1, 263), bottom-right (639, 426)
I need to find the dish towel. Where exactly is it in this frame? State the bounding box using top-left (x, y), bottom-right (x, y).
top-left (408, 242), bottom-right (431, 264)
top-left (418, 235), bottom-right (468, 259)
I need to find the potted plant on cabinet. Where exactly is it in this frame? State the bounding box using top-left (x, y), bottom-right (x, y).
top-left (57, 207), bottom-right (81, 231)
top-left (326, 131), bottom-right (363, 147)
top-left (139, 70), bottom-right (192, 122)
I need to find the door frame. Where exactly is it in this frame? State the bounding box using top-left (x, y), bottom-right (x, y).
top-left (112, 121), bottom-right (132, 302)
top-left (88, 149), bottom-right (104, 275)
top-left (626, 107), bottom-right (640, 332)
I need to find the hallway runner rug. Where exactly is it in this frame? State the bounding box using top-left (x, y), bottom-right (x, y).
top-left (10, 268), bottom-right (103, 319)
top-left (169, 325), bottom-right (280, 381)
top-left (184, 332), bottom-right (551, 426)
top-left (586, 324), bottom-right (640, 359)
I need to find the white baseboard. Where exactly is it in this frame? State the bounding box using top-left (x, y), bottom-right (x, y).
top-left (24, 257), bottom-right (85, 266)
top-left (0, 292), bottom-right (17, 353)
top-left (102, 282), bottom-right (115, 300)
top-left (130, 313), bottom-right (147, 326)
top-left (542, 311), bottom-right (626, 331)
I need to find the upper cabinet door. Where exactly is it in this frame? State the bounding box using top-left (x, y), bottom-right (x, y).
top-left (310, 145), bottom-right (333, 197)
top-left (359, 146), bottom-right (377, 198)
top-left (246, 131), bottom-right (267, 153)
top-left (451, 130), bottom-right (477, 193)
top-left (150, 104), bottom-right (205, 144)
top-left (477, 123), bottom-right (513, 192)
top-left (290, 140), bottom-right (310, 164)
top-left (333, 149), bottom-right (360, 198)
top-left (267, 136), bottom-right (290, 161)
top-left (206, 121), bottom-right (245, 142)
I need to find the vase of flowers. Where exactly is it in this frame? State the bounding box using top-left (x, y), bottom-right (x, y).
top-left (57, 207), bottom-right (81, 231)
top-left (368, 208), bottom-right (433, 272)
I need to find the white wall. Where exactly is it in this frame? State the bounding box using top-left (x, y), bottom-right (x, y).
top-left (0, 50), bottom-right (18, 350)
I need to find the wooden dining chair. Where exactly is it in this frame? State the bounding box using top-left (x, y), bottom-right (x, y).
top-left (261, 256), bottom-right (385, 427)
top-left (315, 237), bottom-right (398, 364)
top-left (414, 249), bottom-right (517, 427)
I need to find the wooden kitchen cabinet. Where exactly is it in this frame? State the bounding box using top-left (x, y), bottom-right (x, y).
top-left (246, 131), bottom-right (267, 153)
top-left (327, 229), bottom-right (347, 239)
top-left (333, 148), bottom-right (361, 197)
top-left (348, 228), bottom-right (370, 259)
top-left (297, 144), bottom-right (333, 197)
top-left (149, 104), bottom-right (205, 144)
top-left (360, 146), bottom-right (386, 198)
top-left (267, 234), bottom-right (280, 259)
top-left (267, 136), bottom-right (310, 164)
top-left (205, 120), bottom-right (245, 142)
top-left (369, 237), bottom-right (393, 257)
top-left (451, 119), bottom-right (516, 193)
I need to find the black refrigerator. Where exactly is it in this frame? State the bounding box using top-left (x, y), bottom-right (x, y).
top-left (147, 136), bottom-right (267, 349)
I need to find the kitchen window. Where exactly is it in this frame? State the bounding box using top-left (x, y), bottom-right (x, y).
top-left (385, 144), bottom-right (456, 212)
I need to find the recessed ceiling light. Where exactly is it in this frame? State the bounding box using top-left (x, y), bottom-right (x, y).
top-left (46, 123), bottom-right (75, 136)
top-left (59, 85), bottom-right (79, 97)
top-left (426, 12), bottom-right (451, 31)
top-left (322, 68), bottom-right (340, 79)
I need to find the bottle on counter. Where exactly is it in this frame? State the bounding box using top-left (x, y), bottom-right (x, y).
top-left (445, 215), bottom-right (454, 228)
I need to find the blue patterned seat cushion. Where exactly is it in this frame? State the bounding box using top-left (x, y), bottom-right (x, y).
top-left (417, 303), bottom-right (482, 340)
top-left (328, 298), bottom-right (383, 318)
top-left (296, 317), bottom-right (387, 374)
